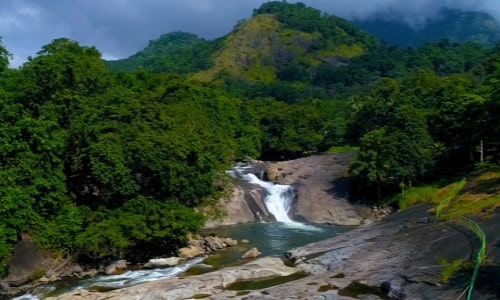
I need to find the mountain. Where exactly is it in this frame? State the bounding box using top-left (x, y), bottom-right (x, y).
top-left (354, 9), bottom-right (500, 47)
top-left (105, 31), bottom-right (221, 73)
top-left (106, 1), bottom-right (377, 81)
top-left (192, 1), bottom-right (377, 83)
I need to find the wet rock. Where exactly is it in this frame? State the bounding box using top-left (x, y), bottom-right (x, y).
top-left (241, 239), bottom-right (250, 244)
top-left (266, 153), bottom-right (375, 225)
top-left (241, 247), bottom-right (261, 259)
top-left (104, 260), bottom-right (127, 275)
top-left (49, 257), bottom-right (298, 300)
top-left (178, 245), bottom-right (205, 259)
top-left (143, 257), bottom-right (185, 268)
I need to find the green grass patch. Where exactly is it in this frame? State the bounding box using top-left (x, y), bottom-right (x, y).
top-left (394, 185), bottom-right (440, 209)
top-left (328, 145), bottom-right (359, 154)
top-left (437, 258), bottom-right (467, 283)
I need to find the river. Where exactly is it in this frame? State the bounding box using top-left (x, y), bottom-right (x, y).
top-left (13, 165), bottom-right (350, 299)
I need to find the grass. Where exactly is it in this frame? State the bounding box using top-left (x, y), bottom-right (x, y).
top-left (440, 166), bottom-right (500, 219)
top-left (437, 258), bottom-right (468, 283)
top-left (328, 145), bottom-right (359, 154)
top-left (393, 164), bottom-right (500, 217)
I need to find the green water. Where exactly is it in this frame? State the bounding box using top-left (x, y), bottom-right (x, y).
top-left (202, 222), bottom-right (350, 258)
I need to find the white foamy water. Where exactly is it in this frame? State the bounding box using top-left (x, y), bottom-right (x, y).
top-left (13, 256), bottom-right (205, 299)
top-left (242, 173), bottom-right (319, 230)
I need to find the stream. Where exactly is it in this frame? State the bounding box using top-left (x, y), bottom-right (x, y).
top-left (14, 165), bottom-right (350, 299)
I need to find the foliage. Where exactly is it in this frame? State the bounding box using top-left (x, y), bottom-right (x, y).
top-left (437, 258), bottom-right (467, 283)
top-left (106, 32), bottom-right (221, 73)
top-left (0, 6), bottom-right (499, 274)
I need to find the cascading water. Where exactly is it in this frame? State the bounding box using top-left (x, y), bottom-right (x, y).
top-left (12, 257), bottom-right (205, 300)
top-left (241, 173), bottom-right (318, 230)
top-left (242, 173), bottom-right (297, 224)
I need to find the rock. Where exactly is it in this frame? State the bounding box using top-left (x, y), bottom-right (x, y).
top-left (204, 183), bottom-right (273, 227)
top-left (50, 257), bottom-right (299, 300)
top-left (224, 237), bottom-right (238, 246)
top-left (178, 245), bottom-right (205, 259)
top-left (284, 204), bottom-right (500, 299)
top-left (266, 153), bottom-right (374, 225)
top-left (241, 239), bottom-right (250, 244)
top-left (0, 280), bottom-right (9, 291)
top-left (241, 247), bottom-right (261, 259)
top-left (104, 260), bottom-right (127, 275)
top-left (358, 295), bottom-right (381, 300)
top-left (5, 233), bottom-right (43, 286)
top-left (143, 257), bottom-right (185, 268)
top-left (37, 276), bottom-right (50, 284)
top-left (204, 236), bottom-right (225, 251)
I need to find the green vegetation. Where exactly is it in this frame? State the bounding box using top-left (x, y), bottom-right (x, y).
top-left (437, 258), bottom-right (468, 283)
top-left (0, 1), bottom-right (499, 277)
top-left (355, 9), bottom-right (500, 47)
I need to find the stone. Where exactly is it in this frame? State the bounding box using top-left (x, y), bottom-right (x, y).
top-left (144, 257), bottom-right (185, 268)
top-left (241, 247), bottom-right (261, 259)
top-left (241, 239), bottom-right (250, 244)
top-left (266, 153), bottom-right (375, 225)
top-left (104, 260), bottom-right (127, 275)
top-left (204, 236), bottom-right (225, 251)
top-left (0, 280), bottom-right (9, 291)
top-left (224, 237), bottom-right (238, 246)
top-left (178, 245), bottom-right (205, 259)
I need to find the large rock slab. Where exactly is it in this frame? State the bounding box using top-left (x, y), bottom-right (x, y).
top-left (284, 204), bottom-right (500, 299)
top-left (204, 184), bottom-right (273, 227)
top-left (267, 153), bottom-right (374, 225)
top-left (48, 257), bottom-right (299, 300)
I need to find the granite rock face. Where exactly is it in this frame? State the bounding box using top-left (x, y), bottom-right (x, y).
top-left (285, 204), bottom-right (500, 300)
top-left (267, 153), bottom-right (376, 225)
top-left (207, 153), bottom-right (388, 227)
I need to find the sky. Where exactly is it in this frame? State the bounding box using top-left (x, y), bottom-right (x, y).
top-left (1, 0), bottom-right (499, 67)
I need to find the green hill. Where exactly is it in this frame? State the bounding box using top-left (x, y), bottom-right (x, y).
top-left (105, 31), bottom-right (221, 73)
top-left (355, 9), bottom-right (500, 47)
top-left (106, 1), bottom-right (377, 82)
top-left (193, 2), bottom-right (377, 83)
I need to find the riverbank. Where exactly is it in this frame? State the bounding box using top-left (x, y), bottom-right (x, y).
top-left (40, 204), bottom-right (500, 299)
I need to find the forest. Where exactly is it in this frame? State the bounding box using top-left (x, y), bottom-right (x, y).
top-left (0, 1), bottom-right (498, 276)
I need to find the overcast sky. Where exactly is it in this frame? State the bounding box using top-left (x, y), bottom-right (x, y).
top-left (1, 0), bottom-right (499, 67)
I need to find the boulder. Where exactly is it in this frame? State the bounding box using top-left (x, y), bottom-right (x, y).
top-left (178, 245), bottom-right (205, 259)
top-left (0, 280), bottom-right (9, 291)
top-left (224, 237), bottom-right (238, 246)
top-left (267, 153), bottom-right (374, 225)
top-left (204, 236), bottom-right (225, 251)
top-left (241, 247), bottom-right (261, 259)
top-left (104, 260), bottom-right (127, 275)
top-left (143, 257), bottom-right (185, 268)
top-left (241, 239), bottom-right (250, 244)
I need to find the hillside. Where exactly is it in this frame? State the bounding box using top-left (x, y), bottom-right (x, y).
top-left (104, 31), bottom-right (221, 73)
top-left (106, 1), bottom-right (377, 84)
top-left (193, 2), bottom-right (377, 83)
top-left (355, 9), bottom-right (500, 47)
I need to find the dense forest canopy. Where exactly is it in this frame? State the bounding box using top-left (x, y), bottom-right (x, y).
top-left (0, 1), bottom-right (499, 276)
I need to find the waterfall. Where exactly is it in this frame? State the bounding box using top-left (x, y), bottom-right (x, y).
top-left (242, 173), bottom-right (303, 227)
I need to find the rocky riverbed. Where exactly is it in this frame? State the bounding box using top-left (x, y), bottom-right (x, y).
top-left (207, 153), bottom-right (392, 227)
top-left (40, 205), bottom-right (500, 299)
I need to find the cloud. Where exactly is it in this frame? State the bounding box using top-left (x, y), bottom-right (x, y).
top-left (0, 0), bottom-right (498, 67)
